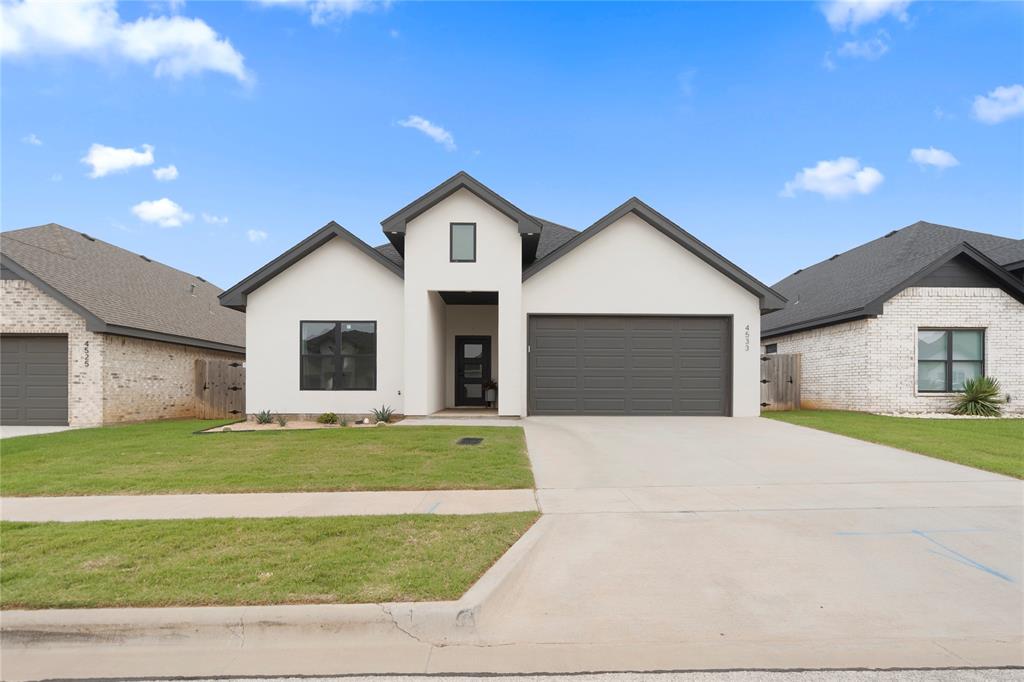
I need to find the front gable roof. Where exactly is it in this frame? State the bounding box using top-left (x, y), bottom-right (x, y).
top-left (762, 221), bottom-right (1024, 337)
top-left (219, 221), bottom-right (403, 312)
top-left (380, 171), bottom-right (544, 262)
top-left (523, 197), bottom-right (787, 313)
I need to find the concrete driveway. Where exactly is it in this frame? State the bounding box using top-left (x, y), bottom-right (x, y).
top-left (463, 416), bottom-right (1023, 669)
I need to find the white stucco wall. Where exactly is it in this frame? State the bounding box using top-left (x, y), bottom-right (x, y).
top-left (764, 286), bottom-right (1024, 414)
top-left (402, 189), bottom-right (523, 415)
top-left (244, 237), bottom-right (404, 416)
top-left (445, 305), bottom-right (499, 407)
top-left (522, 212), bottom-right (763, 417)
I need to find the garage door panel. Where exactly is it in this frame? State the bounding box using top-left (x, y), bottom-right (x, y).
top-left (0, 335), bottom-right (69, 425)
top-left (529, 316), bottom-right (729, 416)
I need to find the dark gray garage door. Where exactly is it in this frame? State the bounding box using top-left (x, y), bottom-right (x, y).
top-left (528, 316), bottom-right (730, 416)
top-left (1, 335), bottom-right (69, 425)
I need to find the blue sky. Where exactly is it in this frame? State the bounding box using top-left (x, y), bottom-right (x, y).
top-left (3, 0), bottom-right (1022, 289)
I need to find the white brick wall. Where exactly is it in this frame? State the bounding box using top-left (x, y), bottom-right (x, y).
top-left (764, 287), bottom-right (1024, 414)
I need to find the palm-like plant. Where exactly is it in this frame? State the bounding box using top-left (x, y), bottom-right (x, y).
top-left (951, 376), bottom-right (1003, 417)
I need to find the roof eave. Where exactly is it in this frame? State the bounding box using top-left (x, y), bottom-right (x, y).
top-left (3, 254), bottom-right (244, 352)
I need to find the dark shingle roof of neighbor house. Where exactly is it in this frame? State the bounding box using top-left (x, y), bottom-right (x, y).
top-left (761, 221), bottom-right (1024, 337)
top-left (1, 223), bottom-right (245, 352)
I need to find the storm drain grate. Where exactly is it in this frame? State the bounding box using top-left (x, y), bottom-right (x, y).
top-left (457, 437), bottom-right (484, 446)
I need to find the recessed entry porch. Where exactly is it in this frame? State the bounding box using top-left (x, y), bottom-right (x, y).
top-left (436, 291), bottom-right (499, 412)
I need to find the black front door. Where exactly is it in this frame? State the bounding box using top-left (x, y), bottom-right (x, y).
top-left (455, 336), bottom-right (491, 406)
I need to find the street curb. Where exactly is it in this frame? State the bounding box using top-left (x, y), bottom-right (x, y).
top-left (0, 515), bottom-right (552, 648)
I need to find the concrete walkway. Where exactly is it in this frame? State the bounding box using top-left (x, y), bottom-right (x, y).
top-left (0, 489), bottom-right (537, 521)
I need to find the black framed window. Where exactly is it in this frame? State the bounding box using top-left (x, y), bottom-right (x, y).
top-left (450, 222), bottom-right (476, 262)
top-left (917, 329), bottom-right (983, 392)
top-left (300, 321), bottom-right (376, 390)
top-left (764, 343), bottom-right (778, 354)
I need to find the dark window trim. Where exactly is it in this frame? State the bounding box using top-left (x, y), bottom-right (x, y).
top-left (764, 343), bottom-right (778, 354)
top-left (450, 222), bottom-right (477, 263)
top-left (917, 327), bottom-right (985, 394)
top-left (299, 320), bottom-right (377, 391)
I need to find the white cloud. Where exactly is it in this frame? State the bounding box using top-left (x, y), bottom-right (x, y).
top-left (202, 212), bottom-right (229, 224)
top-left (247, 229), bottom-right (268, 242)
top-left (50, 173), bottom-right (62, 182)
top-left (22, 132), bottom-right (42, 145)
top-left (1, 0), bottom-right (251, 84)
top-left (398, 115), bottom-right (456, 151)
top-left (836, 32), bottom-right (889, 60)
top-left (780, 157), bottom-right (884, 199)
top-left (971, 84), bottom-right (1024, 125)
top-left (81, 143), bottom-right (154, 178)
top-left (821, 1), bottom-right (911, 32)
top-left (933, 106), bottom-right (954, 121)
top-left (132, 197), bottom-right (193, 227)
top-left (910, 147), bottom-right (959, 170)
top-left (153, 164), bottom-right (179, 181)
top-left (257, 0), bottom-right (387, 26)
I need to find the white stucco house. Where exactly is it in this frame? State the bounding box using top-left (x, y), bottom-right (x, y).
top-left (220, 172), bottom-right (785, 418)
top-left (761, 222), bottom-right (1024, 414)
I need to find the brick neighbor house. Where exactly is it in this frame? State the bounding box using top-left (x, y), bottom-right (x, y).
top-left (1, 223), bottom-right (245, 427)
top-left (761, 222), bottom-right (1024, 414)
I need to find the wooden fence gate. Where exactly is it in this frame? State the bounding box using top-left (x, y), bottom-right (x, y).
top-left (194, 359), bottom-right (245, 419)
top-left (760, 353), bottom-right (801, 411)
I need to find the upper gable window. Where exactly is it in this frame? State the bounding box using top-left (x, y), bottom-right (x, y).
top-left (450, 223), bottom-right (476, 263)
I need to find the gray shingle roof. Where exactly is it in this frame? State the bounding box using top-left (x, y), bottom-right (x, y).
top-left (1, 223), bottom-right (245, 351)
top-left (761, 221), bottom-right (1024, 336)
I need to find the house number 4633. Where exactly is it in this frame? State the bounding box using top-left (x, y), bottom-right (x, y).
top-left (744, 325), bottom-right (750, 352)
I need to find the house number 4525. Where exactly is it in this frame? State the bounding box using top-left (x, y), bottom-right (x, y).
top-left (83, 340), bottom-right (90, 367)
top-left (744, 324), bottom-right (750, 352)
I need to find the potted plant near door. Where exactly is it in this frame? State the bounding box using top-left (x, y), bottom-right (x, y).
top-left (483, 379), bottom-right (498, 408)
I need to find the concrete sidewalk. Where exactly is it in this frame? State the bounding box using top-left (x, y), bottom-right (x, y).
top-left (0, 488), bottom-right (537, 521)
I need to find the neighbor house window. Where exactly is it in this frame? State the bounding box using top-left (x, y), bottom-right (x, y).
top-left (300, 321), bottom-right (376, 390)
top-left (917, 329), bottom-right (983, 393)
top-left (450, 223), bottom-right (476, 262)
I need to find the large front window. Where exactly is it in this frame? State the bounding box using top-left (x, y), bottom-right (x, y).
top-left (300, 321), bottom-right (376, 390)
top-left (917, 329), bottom-right (983, 392)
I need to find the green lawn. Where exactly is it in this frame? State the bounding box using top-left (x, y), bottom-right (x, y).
top-left (0, 513), bottom-right (538, 609)
top-left (0, 421), bottom-right (534, 496)
top-left (764, 410), bottom-right (1024, 478)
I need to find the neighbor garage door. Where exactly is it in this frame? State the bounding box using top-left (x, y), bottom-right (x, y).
top-left (528, 316), bottom-right (730, 416)
top-left (0, 335), bottom-right (69, 425)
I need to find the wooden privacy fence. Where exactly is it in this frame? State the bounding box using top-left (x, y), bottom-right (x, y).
top-left (194, 359), bottom-right (245, 419)
top-left (760, 353), bottom-right (801, 411)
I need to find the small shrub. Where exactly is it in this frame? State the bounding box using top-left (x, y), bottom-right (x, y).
top-left (276, 414), bottom-right (289, 427)
top-left (255, 410), bottom-right (273, 424)
top-left (371, 405), bottom-right (394, 423)
top-left (316, 412), bottom-right (338, 425)
top-left (952, 376), bottom-right (1003, 417)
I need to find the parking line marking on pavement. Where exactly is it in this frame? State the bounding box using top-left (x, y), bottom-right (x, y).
top-left (835, 528), bottom-right (1015, 583)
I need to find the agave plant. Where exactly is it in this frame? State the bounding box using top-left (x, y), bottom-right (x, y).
top-left (254, 409), bottom-right (274, 424)
top-left (951, 376), bottom-right (1003, 417)
top-left (371, 404), bottom-right (394, 424)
